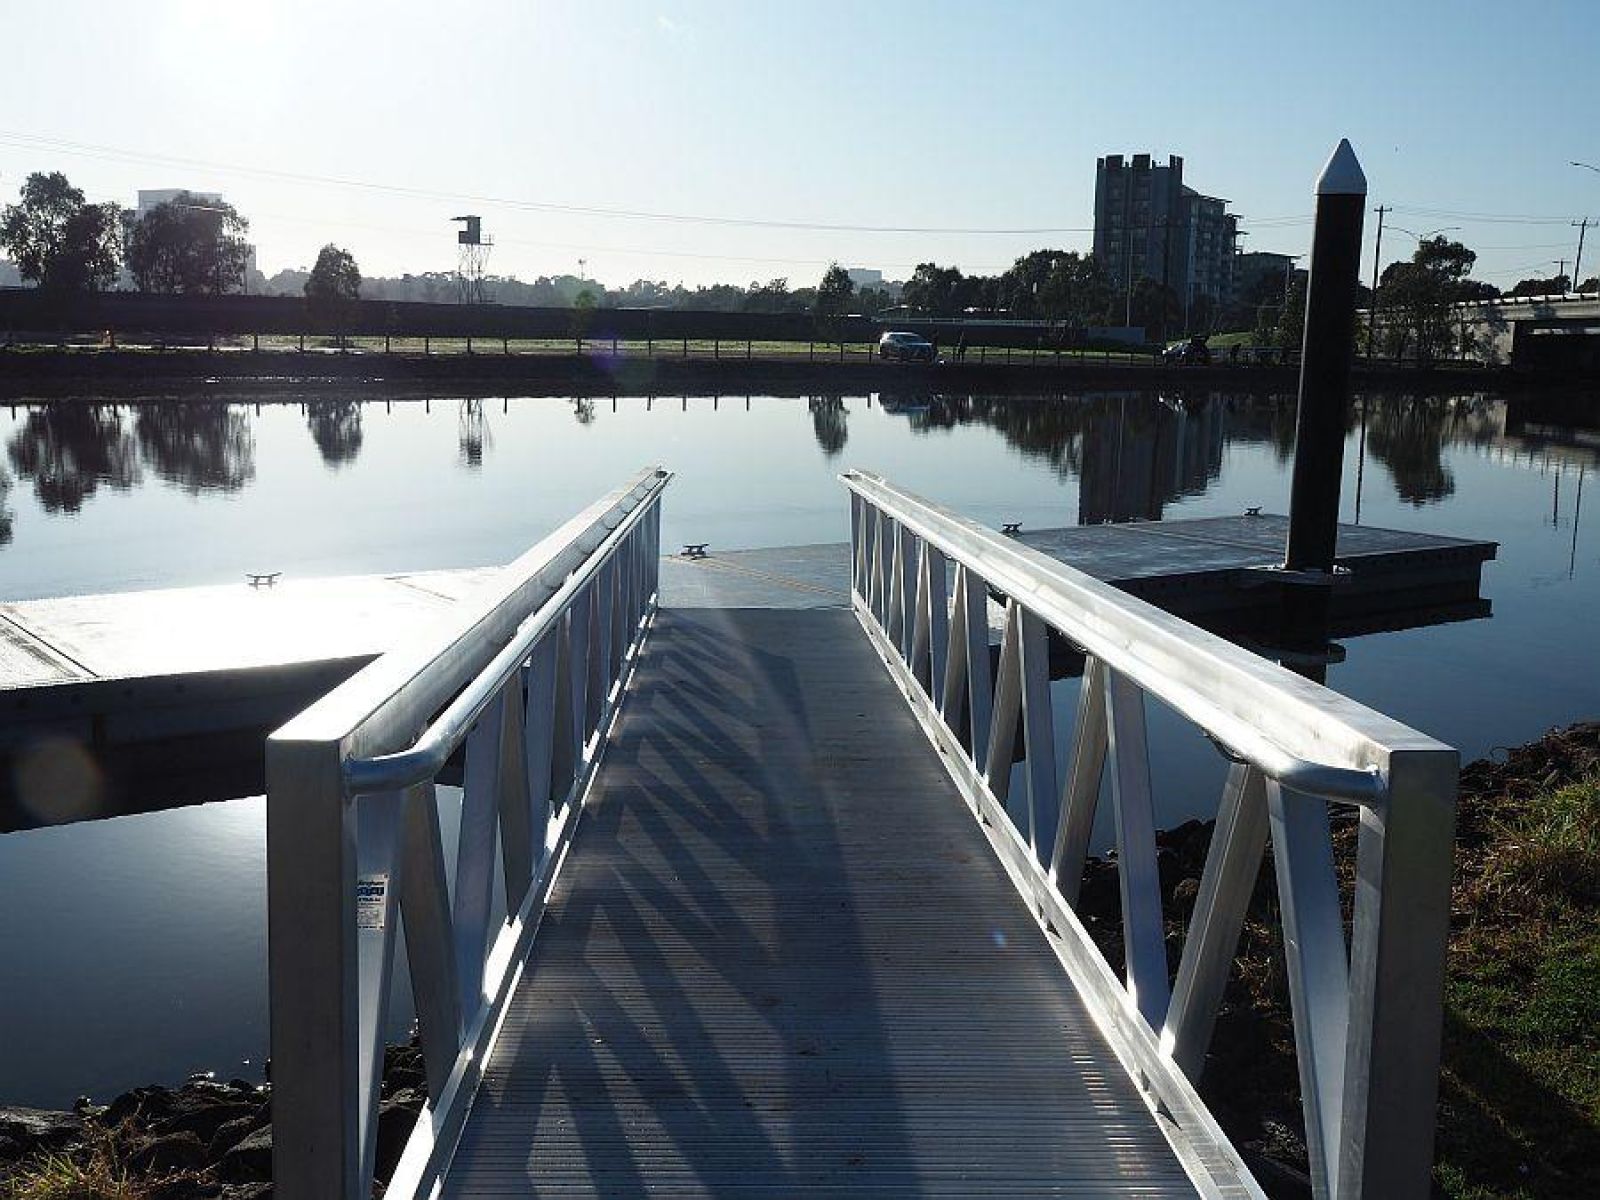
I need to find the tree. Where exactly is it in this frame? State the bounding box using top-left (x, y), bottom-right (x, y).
top-left (570, 289), bottom-right (597, 341)
top-left (814, 263), bottom-right (854, 335)
top-left (0, 172), bottom-right (123, 293)
top-left (1274, 276), bottom-right (1307, 350)
top-left (304, 244), bottom-right (361, 330)
top-left (126, 192), bottom-right (251, 294)
top-left (743, 277), bottom-right (795, 313)
top-left (901, 262), bottom-right (965, 315)
top-left (1506, 274), bottom-right (1569, 298)
top-left (1377, 237), bottom-right (1481, 363)
top-left (1127, 279), bottom-right (1179, 340)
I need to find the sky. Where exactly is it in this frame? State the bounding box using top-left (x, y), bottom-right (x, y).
top-left (2, 0), bottom-right (1598, 292)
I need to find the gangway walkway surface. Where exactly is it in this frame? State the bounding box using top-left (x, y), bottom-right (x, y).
top-left (443, 607), bottom-right (1196, 1196)
top-left (266, 467), bottom-right (1455, 1200)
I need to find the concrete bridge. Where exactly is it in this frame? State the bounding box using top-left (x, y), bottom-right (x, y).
top-left (1406, 291), bottom-right (1600, 365)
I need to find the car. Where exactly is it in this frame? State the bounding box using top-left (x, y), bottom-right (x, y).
top-left (878, 331), bottom-right (936, 363)
top-left (1162, 335), bottom-right (1212, 366)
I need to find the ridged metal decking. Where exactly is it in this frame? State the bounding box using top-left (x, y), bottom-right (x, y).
top-left (443, 607), bottom-right (1196, 1196)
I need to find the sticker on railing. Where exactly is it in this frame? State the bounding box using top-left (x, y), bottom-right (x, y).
top-left (357, 875), bottom-right (389, 930)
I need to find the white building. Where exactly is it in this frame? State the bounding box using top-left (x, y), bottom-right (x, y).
top-left (132, 189), bottom-right (257, 292)
top-left (135, 188), bottom-right (224, 221)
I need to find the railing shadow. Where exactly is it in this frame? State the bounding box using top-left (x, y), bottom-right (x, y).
top-left (450, 609), bottom-right (920, 1193)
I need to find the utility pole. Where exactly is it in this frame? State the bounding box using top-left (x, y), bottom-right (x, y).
top-left (1368, 204), bottom-right (1389, 355)
top-left (1573, 218), bottom-right (1590, 292)
top-left (1557, 258), bottom-right (1569, 285)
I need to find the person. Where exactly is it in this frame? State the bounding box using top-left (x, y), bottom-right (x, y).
top-left (955, 331), bottom-right (968, 361)
top-left (1229, 343), bottom-right (1240, 366)
top-left (929, 335), bottom-right (939, 363)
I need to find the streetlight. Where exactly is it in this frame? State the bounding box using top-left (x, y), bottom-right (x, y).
top-left (1387, 224), bottom-right (1461, 244)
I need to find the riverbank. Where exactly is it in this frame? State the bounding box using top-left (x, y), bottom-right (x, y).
top-left (0, 1043), bottom-right (423, 1200)
top-left (3, 726), bottom-right (1595, 1198)
top-left (0, 345), bottom-right (1530, 398)
top-left (1076, 722), bottom-right (1599, 1199)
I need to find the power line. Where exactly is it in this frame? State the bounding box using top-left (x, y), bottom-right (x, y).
top-left (1390, 203), bottom-right (1575, 226)
top-left (0, 129), bottom-right (1097, 236)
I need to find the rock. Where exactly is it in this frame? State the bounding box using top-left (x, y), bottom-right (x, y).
top-left (130, 1130), bottom-right (208, 1175)
top-left (208, 1112), bottom-right (269, 1160)
top-left (220, 1125), bottom-right (273, 1184)
top-left (154, 1101), bottom-right (261, 1145)
top-left (0, 1105), bottom-right (84, 1149)
top-left (105, 1085), bottom-right (175, 1126)
top-left (147, 1180), bottom-right (223, 1200)
top-left (373, 1097), bottom-right (421, 1184)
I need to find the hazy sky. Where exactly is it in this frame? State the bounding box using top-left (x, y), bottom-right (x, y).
top-left (2, 0), bottom-right (1597, 291)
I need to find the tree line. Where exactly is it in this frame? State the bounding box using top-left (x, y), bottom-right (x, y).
top-left (0, 172), bottom-right (252, 296)
top-left (4, 168), bottom-right (1594, 358)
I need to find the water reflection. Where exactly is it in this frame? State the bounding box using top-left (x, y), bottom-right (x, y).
top-left (7, 405), bottom-right (140, 512)
top-left (1366, 397), bottom-right (1455, 505)
top-left (1, 391), bottom-right (1596, 555)
top-left (458, 400), bottom-right (490, 469)
top-left (899, 392), bottom-right (1283, 523)
top-left (808, 395), bottom-right (848, 458)
top-left (0, 467), bottom-right (12, 546)
top-left (134, 404), bottom-right (256, 494)
top-left (305, 400), bottom-right (363, 467)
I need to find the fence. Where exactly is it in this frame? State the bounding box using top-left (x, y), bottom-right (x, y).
top-left (265, 467), bottom-right (667, 1200)
top-left (842, 468), bottom-right (1457, 1200)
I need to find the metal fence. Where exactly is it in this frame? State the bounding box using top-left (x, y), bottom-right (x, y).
top-left (841, 468), bottom-right (1457, 1200)
top-left (265, 467), bottom-right (668, 1200)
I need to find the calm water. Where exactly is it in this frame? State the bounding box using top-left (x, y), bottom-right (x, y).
top-left (2, 388), bottom-right (1597, 1107)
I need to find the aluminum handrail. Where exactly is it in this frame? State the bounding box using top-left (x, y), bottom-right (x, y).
top-left (268, 468), bottom-right (669, 1200)
top-left (342, 483), bottom-right (658, 795)
top-left (842, 468), bottom-right (1458, 1200)
top-left (841, 468), bottom-right (1417, 803)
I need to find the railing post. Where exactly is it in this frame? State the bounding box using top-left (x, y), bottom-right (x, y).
top-left (1163, 763), bottom-right (1268, 1079)
top-left (267, 738), bottom-right (361, 1200)
top-left (453, 695), bottom-right (506, 1017)
top-left (399, 783), bottom-right (461, 1102)
top-left (1103, 667), bottom-right (1170, 1029)
top-left (1336, 749), bottom-right (1457, 1199)
top-left (1051, 656), bottom-right (1108, 904)
top-left (354, 790), bottom-right (405, 1190)
top-left (1267, 780), bottom-right (1350, 1200)
top-left (895, 523), bottom-right (916, 660)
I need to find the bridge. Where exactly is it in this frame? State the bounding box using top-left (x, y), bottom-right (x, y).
top-left (265, 467), bottom-right (1456, 1199)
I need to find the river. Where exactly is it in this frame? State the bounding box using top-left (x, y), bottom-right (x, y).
top-left (1, 387), bottom-right (1596, 1107)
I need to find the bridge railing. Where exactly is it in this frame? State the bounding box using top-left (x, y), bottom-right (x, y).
top-left (266, 467), bottom-right (668, 1200)
top-left (841, 469), bottom-right (1457, 1200)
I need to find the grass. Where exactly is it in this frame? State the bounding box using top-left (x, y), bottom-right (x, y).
top-left (1432, 762), bottom-right (1600, 1199)
top-left (4, 333), bottom-right (1166, 364)
top-left (0, 1127), bottom-right (191, 1200)
top-left (1150, 727), bottom-right (1600, 1198)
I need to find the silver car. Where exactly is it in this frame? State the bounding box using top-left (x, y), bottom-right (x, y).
top-left (877, 331), bottom-right (936, 363)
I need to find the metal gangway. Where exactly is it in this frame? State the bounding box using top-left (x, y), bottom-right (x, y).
top-left (266, 467), bottom-right (1455, 1199)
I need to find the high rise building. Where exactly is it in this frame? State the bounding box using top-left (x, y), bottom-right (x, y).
top-left (1092, 154), bottom-right (1240, 317)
